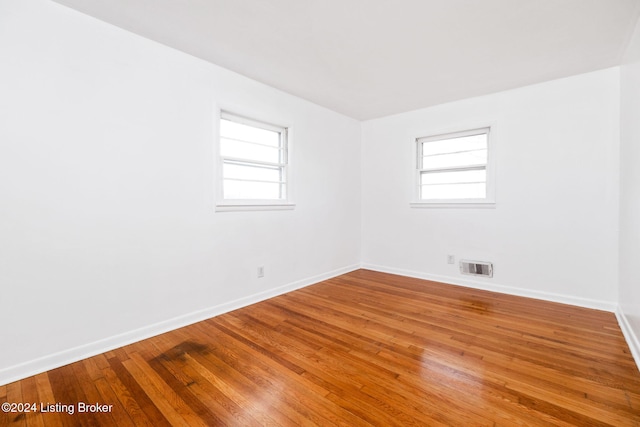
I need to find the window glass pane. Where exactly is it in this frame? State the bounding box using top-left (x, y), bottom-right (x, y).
top-left (421, 182), bottom-right (486, 200)
top-left (220, 119), bottom-right (280, 147)
top-left (421, 169), bottom-right (486, 185)
top-left (223, 163), bottom-right (282, 182)
top-left (221, 138), bottom-right (281, 163)
top-left (416, 128), bottom-right (491, 202)
top-left (421, 133), bottom-right (486, 157)
top-left (422, 149), bottom-right (487, 169)
top-left (219, 113), bottom-right (289, 204)
top-left (223, 180), bottom-right (284, 200)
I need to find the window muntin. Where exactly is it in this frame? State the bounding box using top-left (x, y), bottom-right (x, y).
top-left (416, 128), bottom-right (491, 202)
top-left (219, 112), bottom-right (288, 202)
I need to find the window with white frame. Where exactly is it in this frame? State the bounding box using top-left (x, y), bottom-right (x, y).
top-left (218, 112), bottom-right (291, 209)
top-left (415, 127), bottom-right (493, 204)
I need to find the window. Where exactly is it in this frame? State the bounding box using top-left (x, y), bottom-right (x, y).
top-left (217, 112), bottom-right (293, 211)
top-left (413, 127), bottom-right (494, 206)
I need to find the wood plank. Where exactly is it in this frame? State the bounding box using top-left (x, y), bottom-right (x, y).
top-left (143, 351), bottom-right (228, 425)
top-left (121, 353), bottom-right (203, 427)
top-left (0, 383), bottom-right (7, 427)
top-left (47, 365), bottom-right (101, 427)
top-left (5, 380), bottom-right (26, 427)
top-left (92, 377), bottom-right (137, 427)
top-left (3, 269), bottom-right (640, 425)
top-left (70, 361), bottom-right (118, 427)
top-left (101, 365), bottom-right (155, 427)
top-left (106, 357), bottom-right (171, 427)
top-left (33, 373), bottom-right (64, 427)
top-left (20, 376), bottom-right (44, 427)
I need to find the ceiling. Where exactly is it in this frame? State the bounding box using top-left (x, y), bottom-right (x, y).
top-left (53, 0), bottom-right (640, 120)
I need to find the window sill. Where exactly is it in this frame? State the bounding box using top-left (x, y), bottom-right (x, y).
top-left (216, 203), bottom-right (296, 212)
top-left (410, 201), bottom-right (496, 209)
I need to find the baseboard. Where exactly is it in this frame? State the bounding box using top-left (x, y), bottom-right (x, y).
top-left (616, 307), bottom-right (640, 373)
top-left (0, 264), bottom-right (360, 386)
top-left (360, 263), bottom-right (617, 312)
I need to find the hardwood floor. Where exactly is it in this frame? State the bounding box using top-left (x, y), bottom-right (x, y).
top-left (2, 269), bottom-right (640, 426)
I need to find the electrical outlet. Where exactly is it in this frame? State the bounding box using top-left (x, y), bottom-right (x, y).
top-left (447, 255), bottom-right (455, 264)
top-left (257, 266), bottom-right (264, 278)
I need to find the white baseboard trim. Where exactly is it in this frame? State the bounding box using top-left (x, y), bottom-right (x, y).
top-left (0, 264), bottom-right (360, 386)
top-left (360, 263), bottom-right (617, 312)
top-left (615, 307), bottom-right (640, 373)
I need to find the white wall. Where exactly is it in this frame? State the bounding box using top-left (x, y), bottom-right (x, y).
top-left (619, 16), bottom-right (640, 365)
top-left (361, 69), bottom-right (620, 309)
top-left (0, 0), bottom-right (361, 384)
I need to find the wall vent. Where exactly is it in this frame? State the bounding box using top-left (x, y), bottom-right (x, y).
top-left (460, 260), bottom-right (493, 278)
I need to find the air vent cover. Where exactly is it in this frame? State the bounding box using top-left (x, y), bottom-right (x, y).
top-left (460, 260), bottom-right (493, 277)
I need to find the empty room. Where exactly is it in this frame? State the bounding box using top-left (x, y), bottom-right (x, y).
top-left (2, 0), bottom-right (640, 425)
